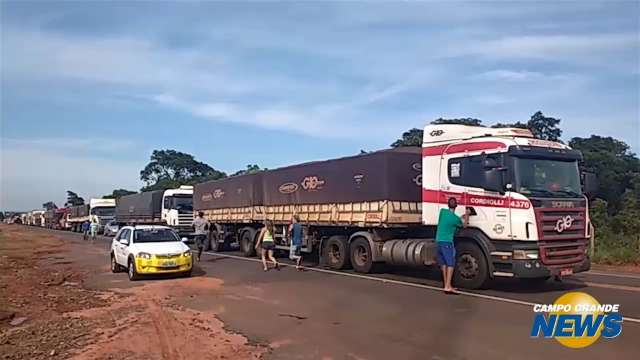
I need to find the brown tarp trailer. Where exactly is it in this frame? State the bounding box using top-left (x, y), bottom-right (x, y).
top-left (195, 148), bottom-right (423, 226)
top-left (261, 147), bottom-right (422, 205)
top-left (115, 191), bottom-right (164, 224)
top-left (194, 172), bottom-right (264, 210)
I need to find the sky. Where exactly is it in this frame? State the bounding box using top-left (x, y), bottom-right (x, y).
top-left (1, 1), bottom-right (639, 211)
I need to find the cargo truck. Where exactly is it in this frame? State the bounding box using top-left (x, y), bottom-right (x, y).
top-left (114, 186), bottom-right (194, 237)
top-left (196, 124), bottom-right (596, 289)
top-left (68, 198), bottom-right (116, 233)
top-left (27, 210), bottom-right (46, 227)
top-left (44, 208), bottom-right (69, 230)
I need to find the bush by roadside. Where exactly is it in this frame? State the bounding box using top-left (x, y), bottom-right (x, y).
top-left (591, 197), bottom-right (640, 265)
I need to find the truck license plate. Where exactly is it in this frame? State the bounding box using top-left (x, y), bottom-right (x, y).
top-left (560, 268), bottom-right (573, 276)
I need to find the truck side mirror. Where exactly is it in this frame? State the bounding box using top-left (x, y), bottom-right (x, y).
top-left (582, 172), bottom-right (598, 198)
top-left (483, 168), bottom-right (505, 194)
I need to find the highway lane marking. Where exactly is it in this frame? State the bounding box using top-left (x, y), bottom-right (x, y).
top-left (202, 251), bottom-right (640, 325)
top-left (566, 281), bottom-right (640, 293)
top-left (584, 271), bottom-right (640, 280)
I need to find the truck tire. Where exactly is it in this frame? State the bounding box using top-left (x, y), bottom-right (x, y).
top-left (323, 236), bottom-right (351, 270)
top-left (350, 237), bottom-right (379, 273)
top-left (453, 241), bottom-right (489, 290)
top-left (240, 229), bottom-right (257, 257)
top-left (128, 258), bottom-right (141, 281)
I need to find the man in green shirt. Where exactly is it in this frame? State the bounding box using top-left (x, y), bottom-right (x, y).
top-left (436, 197), bottom-right (469, 294)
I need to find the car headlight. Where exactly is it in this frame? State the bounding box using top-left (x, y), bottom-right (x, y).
top-left (137, 252), bottom-right (152, 259)
top-left (513, 249), bottom-right (539, 260)
top-left (182, 250), bottom-right (192, 257)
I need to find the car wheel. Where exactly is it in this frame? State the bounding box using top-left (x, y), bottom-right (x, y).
top-left (110, 253), bottom-right (120, 273)
top-left (128, 258), bottom-right (141, 281)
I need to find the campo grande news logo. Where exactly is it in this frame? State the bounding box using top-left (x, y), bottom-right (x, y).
top-left (530, 292), bottom-right (623, 348)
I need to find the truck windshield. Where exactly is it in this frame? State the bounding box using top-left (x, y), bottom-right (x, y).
top-left (168, 196), bottom-right (193, 212)
top-left (90, 207), bottom-right (115, 216)
top-left (513, 158), bottom-right (582, 198)
top-left (134, 229), bottom-right (180, 243)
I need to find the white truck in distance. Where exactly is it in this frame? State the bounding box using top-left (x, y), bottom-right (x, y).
top-left (114, 186), bottom-right (194, 238)
top-left (68, 198), bottom-right (116, 233)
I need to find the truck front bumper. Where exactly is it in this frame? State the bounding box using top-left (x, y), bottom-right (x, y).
top-left (511, 257), bottom-right (590, 278)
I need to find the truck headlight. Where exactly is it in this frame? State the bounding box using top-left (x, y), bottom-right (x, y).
top-left (136, 252), bottom-right (152, 259)
top-left (182, 250), bottom-right (192, 257)
top-left (513, 250), bottom-right (539, 260)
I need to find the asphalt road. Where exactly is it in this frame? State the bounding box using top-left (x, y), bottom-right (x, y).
top-left (32, 228), bottom-right (640, 359)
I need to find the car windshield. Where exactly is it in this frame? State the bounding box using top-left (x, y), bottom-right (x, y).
top-left (91, 207), bottom-right (115, 216)
top-left (134, 229), bottom-right (180, 243)
top-left (169, 196), bottom-right (193, 211)
top-left (514, 158), bottom-right (582, 198)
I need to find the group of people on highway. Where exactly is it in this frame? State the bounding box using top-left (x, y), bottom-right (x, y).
top-left (81, 216), bottom-right (100, 241)
top-left (190, 212), bottom-right (304, 272)
top-left (191, 198), bottom-right (468, 294)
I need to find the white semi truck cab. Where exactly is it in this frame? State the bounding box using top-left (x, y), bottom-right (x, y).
top-left (90, 198), bottom-right (116, 232)
top-left (161, 186), bottom-right (194, 234)
top-left (421, 124), bottom-right (594, 284)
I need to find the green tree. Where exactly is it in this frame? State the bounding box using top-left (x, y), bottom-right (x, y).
top-left (527, 111), bottom-right (562, 141)
top-left (42, 201), bottom-right (57, 210)
top-left (431, 118), bottom-right (484, 126)
top-left (103, 189), bottom-right (136, 199)
top-left (569, 136), bottom-right (640, 213)
top-left (390, 128), bottom-right (423, 147)
top-left (65, 191), bottom-right (85, 207)
top-left (140, 149), bottom-right (227, 191)
top-left (232, 164), bottom-right (265, 177)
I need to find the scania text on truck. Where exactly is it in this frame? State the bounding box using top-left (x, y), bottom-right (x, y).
top-left (193, 124), bottom-right (595, 289)
top-left (114, 186), bottom-right (194, 237)
top-left (67, 198), bottom-right (116, 233)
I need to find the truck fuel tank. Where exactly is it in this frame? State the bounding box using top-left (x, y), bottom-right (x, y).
top-left (381, 239), bottom-right (437, 267)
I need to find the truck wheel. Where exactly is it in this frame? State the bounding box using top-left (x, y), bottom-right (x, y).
top-left (240, 229), bottom-right (257, 257)
top-left (128, 258), bottom-right (141, 281)
top-left (350, 237), bottom-right (378, 273)
top-left (453, 241), bottom-right (489, 289)
top-left (323, 236), bottom-right (351, 270)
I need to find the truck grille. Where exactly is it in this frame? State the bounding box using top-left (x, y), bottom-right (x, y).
top-left (539, 241), bottom-right (586, 266)
top-left (535, 208), bottom-right (586, 241)
top-left (177, 213), bottom-right (193, 226)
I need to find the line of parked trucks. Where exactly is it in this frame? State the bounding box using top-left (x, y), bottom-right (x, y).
top-left (16, 124), bottom-right (598, 289)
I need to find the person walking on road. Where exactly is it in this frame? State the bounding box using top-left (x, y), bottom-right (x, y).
top-left (435, 197), bottom-right (469, 294)
top-left (81, 220), bottom-right (90, 241)
top-left (192, 211), bottom-right (208, 262)
top-left (255, 220), bottom-right (279, 271)
top-left (288, 215), bottom-right (303, 271)
top-left (89, 216), bottom-right (99, 241)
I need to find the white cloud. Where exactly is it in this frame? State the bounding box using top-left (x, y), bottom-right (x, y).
top-left (0, 144), bottom-right (143, 211)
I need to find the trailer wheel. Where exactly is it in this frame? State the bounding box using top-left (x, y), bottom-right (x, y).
top-left (350, 237), bottom-right (379, 273)
top-left (453, 241), bottom-right (489, 289)
top-left (240, 229), bottom-right (257, 257)
top-left (323, 236), bottom-right (351, 270)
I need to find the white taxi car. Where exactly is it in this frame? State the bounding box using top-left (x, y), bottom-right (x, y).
top-left (110, 225), bottom-right (192, 280)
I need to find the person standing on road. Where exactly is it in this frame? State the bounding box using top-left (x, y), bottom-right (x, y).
top-left (435, 198), bottom-right (469, 294)
top-left (81, 220), bottom-right (90, 241)
top-left (288, 215), bottom-right (303, 271)
top-left (255, 220), bottom-right (279, 271)
top-left (192, 211), bottom-right (208, 262)
top-left (89, 216), bottom-right (99, 241)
